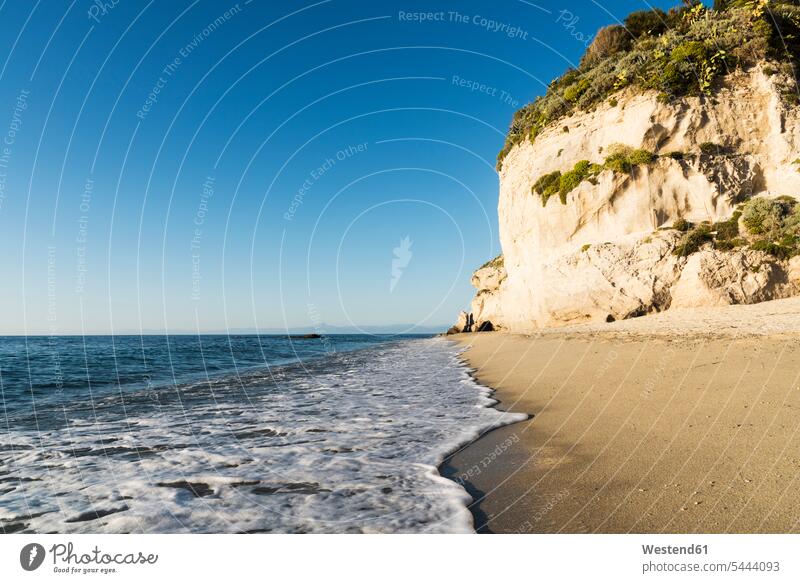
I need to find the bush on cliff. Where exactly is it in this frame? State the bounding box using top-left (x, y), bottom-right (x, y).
top-left (604, 145), bottom-right (656, 173)
top-left (497, 1), bottom-right (798, 170)
top-left (532, 170), bottom-right (562, 205)
top-left (740, 196), bottom-right (800, 257)
top-left (713, 210), bottom-right (742, 240)
top-left (674, 223), bottom-right (713, 257)
top-left (673, 218), bottom-right (691, 232)
top-left (581, 25), bottom-right (631, 67)
top-left (741, 197), bottom-right (794, 236)
top-left (532, 162), bottom-right (602, 207)
top-left (558, 160), bottom-right (603, 203)
top-left (624, 8), bottom-right (668, 39)
top-left (533, 148), bottom-right (655, 206)
top-left (672, 197), bottom-right (800, 258)
top-left (479, 254), bottom-right (504, 270)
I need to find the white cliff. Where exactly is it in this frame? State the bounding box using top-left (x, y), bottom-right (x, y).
top-left (457, 66), bottom-right (800, 333)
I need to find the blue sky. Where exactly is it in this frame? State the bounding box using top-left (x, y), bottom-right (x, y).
top-left (0, 0), bottom-right (683, 334)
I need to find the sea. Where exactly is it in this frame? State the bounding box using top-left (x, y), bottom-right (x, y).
top-left (0, 334), bottom-right (524, 533)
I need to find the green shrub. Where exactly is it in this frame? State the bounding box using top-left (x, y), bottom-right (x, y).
top-left (581, 243), bottom-right (591, 252)
top-left (672, 218), bottom-right (691, 232)
top-left (667, 151), bottom-right (685, 160)
top-left (581, 25), bottom-right (631, 67)
top-left (668, 194), bottom-right (800, 259)
top-left (734, 196), bottom-right (800, 258)
top-left (558, 172), bottom-right (583, 203)
top-left (713, 0), bottom-right (747, 9)
top-left (533, 160), bottom-right (606, 206)
top-left (741, 198), bottom-right (789, 235)
top-left (713, 211), bottom-right (741, 240)
top-left (629, 149), bottom-right (656, 165)
top-left (532, 170), bottom-right (561, 205)
top-left (604, 152), bottom-right (631, 174)
top-left (602, 144), bottom-right (656, 173)
top-left (642, 38), bottom-right (730, 97)
top-left (559, 160), bottom-right (600, 203)
top-left (674, 223), bottom-right (713, 257)
top-left (604, 144), bottom-right (634, 171)
top-left (750, 239), bottom-right (795, 259)
top-left (670, 40), bottom-right (707, 63)
top-left (587, 163), bottom-right (604, 181)
top-left (564, 79), bottom-right (590, 103)
top-left (714, 238), bottom-right (745, 251)
top-left (624, 9), bottom-right (668, 38)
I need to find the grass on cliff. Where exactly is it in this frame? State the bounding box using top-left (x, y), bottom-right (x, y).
top-left (532, 145), bottom-right (654, 206)
top-left (672, 196), bottom-right (800, 258)
top-left (498, 1), bottom-right (800, 170)
top-left (478, 254), bottom-right (504, 270)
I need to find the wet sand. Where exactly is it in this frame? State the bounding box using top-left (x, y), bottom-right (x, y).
top-left (440, 298), bottom-right (800, 533)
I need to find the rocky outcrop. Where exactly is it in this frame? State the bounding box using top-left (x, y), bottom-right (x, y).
top-left (671, 250), bottom-right (798, 308)
top-left (534, 232), bottom-right (683, 324)
top-left (469, 259), bottom-right (507, 331)
top-left (446, 311), bottom-right (473, 335)
top-left (459, 66), bottom-right (800, 332)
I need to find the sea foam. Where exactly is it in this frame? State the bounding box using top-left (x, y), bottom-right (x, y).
top-left (0, 337), bottom-right (524, 533)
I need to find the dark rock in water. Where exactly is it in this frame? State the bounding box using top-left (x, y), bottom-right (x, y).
top-left (0, 476), bottom-right (42, 483)
top-left (229, 480), bottom-right (261, 488)
top-left (250, 486), bottom-right (281, 495)
top-left (0, 443), bottom-right (33, 452)
top-left (157, 481), bottom-right (215, 497)
top-left (233, 427), bottom-right (285, 439)
top-left (65, 505), bottom-right (129, 523)
top-left (288, 334), bottom-right (321, 339)
top-left (251, 482), bottom-right (330, 495)
top-left (1, 522), bottom-right (28, 534)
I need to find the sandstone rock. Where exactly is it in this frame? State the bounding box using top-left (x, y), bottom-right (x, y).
top-left (471, 262), bottom-right (506, 291)
top-left (446, 311), bottom-right (473, 334)
top-left (535, 232), bottom-right (683, 325)
top-left (670, 249), bottom-right (796, 308)
top-left (788, 256), bottom-right (800, 283)
top-left (469, 259), bottom-right (507, 331)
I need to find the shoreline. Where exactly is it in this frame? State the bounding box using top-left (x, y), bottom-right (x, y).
top-left (439, 300), bottom-right (800, 533)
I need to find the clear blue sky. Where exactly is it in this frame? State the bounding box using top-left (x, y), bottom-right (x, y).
top-left (0, 0), bottom-right (683, 334)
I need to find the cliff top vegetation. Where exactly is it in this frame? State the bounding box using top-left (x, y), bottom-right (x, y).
top-left (498, 0), bottom-right (800, 170)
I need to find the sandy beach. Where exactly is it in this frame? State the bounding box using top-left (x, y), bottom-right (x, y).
top-left (441, 297), bottom-right (800, 533)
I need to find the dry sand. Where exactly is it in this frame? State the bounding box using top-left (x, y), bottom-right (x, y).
top-left (440, 297), bottom-right (800, 533)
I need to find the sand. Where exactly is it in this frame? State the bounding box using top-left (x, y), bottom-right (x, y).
top-left (440, 297), bottom-right (800, 533)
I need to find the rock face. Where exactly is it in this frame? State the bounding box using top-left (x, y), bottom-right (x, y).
top-left (469, 260), bottom-right (506, 331)
top-left (462, 66), bottom-right (800, 332)
top-left (671, 250), bottom-right (798, 308)
top-left (446, 311), bottom-right (473, 335)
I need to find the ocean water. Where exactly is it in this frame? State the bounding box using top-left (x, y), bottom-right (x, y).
top-left (0, 335), bottom-right (524, 533)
